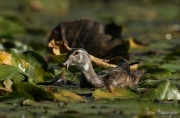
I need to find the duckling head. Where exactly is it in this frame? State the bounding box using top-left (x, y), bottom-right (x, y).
top-left (62, 48), bottom-right (92, 71)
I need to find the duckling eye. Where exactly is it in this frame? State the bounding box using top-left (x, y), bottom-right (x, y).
top-left (74, 51), bottom-right (80, 55)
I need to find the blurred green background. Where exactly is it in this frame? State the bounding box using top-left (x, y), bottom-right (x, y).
top-left (0, 0), bottom-right (180, 60)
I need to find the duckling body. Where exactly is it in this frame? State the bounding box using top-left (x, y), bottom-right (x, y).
top-left (63, 48), bottom-right (144, 92)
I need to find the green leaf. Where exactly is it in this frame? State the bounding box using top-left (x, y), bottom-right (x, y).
top-left (140, 73), bottom-right (157, 81)
top-left (146, 67), bottom-right (171, 78)
top-left (0, 14), bottom-right (25, 38)
top-left (0, 91), bottom-right (34, 103)
top-left (51, 54), bottom-right (67, 64)
top-left (43, 72), bottom-right (55, 81)
top-left (65, 71), bottom-right (81, 82)
top-left (9, 50), bottom-right (45, 83)
top-left (0, 65), bottom-right (25, 82)
top-left (139, 73), bottom-right (164, 87)
top-left (12, 82), bottom-right (55, 101)
top-left (161, 63), bottom-right (180, 72)
top-left (142, 80), bottom-right (180, 100)
top-left (25, 65), bottom-right (44, 83)
top-left (92, 87), bottom-right (139, 99)
top-left (54, 90), bottom-right (84, 102)
top-left (23, 51), bottom-right (48, 70)
top-left (140, 79), bottom-right (164, 87)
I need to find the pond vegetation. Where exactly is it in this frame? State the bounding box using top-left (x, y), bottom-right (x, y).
top-left (0, 0), bottom-right (180, 118)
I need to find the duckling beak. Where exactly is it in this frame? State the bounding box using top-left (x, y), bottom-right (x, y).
top-left (62, 61), bottom-right (70, 70)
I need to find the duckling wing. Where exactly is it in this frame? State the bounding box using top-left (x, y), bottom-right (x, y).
top-left (99, 67), bottom-right (124, 82)
top-left (97, 67), bottom-right (114, 77)
top-left (100, 67), bottom-right (141, 88)
top-left (131, 70), bottom-right (145, 84)
top-left (117, 59), bottom-right (137, 80)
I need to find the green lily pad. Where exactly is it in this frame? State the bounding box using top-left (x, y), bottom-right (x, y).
top-left (146, 67), bottom-right (171, 79)
top-left (0, 91), bottom-right (34, 103)
top-left (161, 63), bottom-right (180, 72)
top-left (0, 65), bottom-right (26, 82)
top-left (140, 73), bottom-right (157, 81)
top-left (25, 65), bottom-right (44, 83)
top-left (9, 49), bottom-right (45, 83)
top-left (140, 79), bottom-right (165, 88)
top-left (8, 49), bottom-right (29, 71)
top-left (92, 87), bottom-right (139, 99)
top-left (0, 51), bottom-right (44, 84)
top-left (54, 90), bottom-right (84, 102)
top-left (139, 73), bottom-right (164, 87)
top-left (51, 54), bottom-right (67, 64)
top-left (23, 51), bottom-right (48, 70)
top-left (12, 82), bottom-right (55, 101)
top-left (43, 72), bottom-right (55, 81)
top-left (142, 80), bottom-right (180, 100)
top-left (65, 71), bottom-right (81, 82)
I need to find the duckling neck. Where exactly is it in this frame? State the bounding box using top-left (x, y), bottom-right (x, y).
top-left (80, 62), bottom-right (104, 88)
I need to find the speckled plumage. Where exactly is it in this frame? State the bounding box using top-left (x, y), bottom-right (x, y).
top-left (63, 48), bottom-right (144, 92)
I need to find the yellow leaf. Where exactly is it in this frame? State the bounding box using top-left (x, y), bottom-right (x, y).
top-left (0, 51), bottom-right (12, 65)
top-left (48, 39), bottom-right (70, 55)
top-left (129, 37), bottom-right (145, 49)
top-left (92, 87), bottom-right (139, 99)
top-left (54, 90), bottom-right (84, 102)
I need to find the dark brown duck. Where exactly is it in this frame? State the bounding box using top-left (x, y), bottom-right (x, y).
top-left (63, 48), bottom-right (144, 92)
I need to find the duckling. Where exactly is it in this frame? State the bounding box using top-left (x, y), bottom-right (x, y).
top-left (63, 48), bottom-right (144, 92)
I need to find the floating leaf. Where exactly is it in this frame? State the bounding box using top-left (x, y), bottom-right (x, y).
top-left (8, 49), bottom-right (30, 72)
top-left (140, 73), bottom-right (157, 81)
top-left (0, 65), bottom-right (25, 82)
top-left (22, 99), bottom-right (37, 106)
top-left (65, 88), bottom-right (93, 95)
top-left (139, 73), bottom-right (162, 87)
top-left (65, 71), bottom-right (81, 82)
top-left (140, 79), bottom-right (164, 88)
top-left (25, 65), bottom-right (44, 83)
top-left (23, 51), bottom-right (48, 70)
top-left (54, 90), bottom-right (84, 102)
top-left (161, 63), bottom-right (180, 72)
top-left (0, 91), bottom-right (34, 103)
top-left (146, 67), bottom-right (171, 78)
top-left (9, 50), bottom-right (45, 83)
top-left (92, 87), bottom-right (139, 99)
top-left (20, 51), bottom-right (48, 83)
top-left (12, 82), bottom-right (55, 101)
top-left (51, 54), bottom-right (67, 64)
top-left (43, 72), bottom-right (55, 81)
top-left (142, 80), bottom-right (180, 100)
